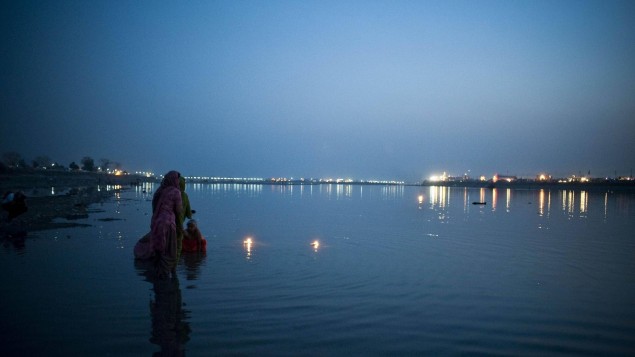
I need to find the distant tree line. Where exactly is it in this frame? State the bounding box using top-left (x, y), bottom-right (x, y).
top-left (0, 151), bottom-right (122, 174)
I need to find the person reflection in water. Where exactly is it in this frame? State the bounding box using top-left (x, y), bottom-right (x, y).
top-left (135, 260), bottom-right (191, 356)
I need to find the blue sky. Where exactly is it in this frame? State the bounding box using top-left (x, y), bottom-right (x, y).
top-left (2, 0), bottom-right (634, 181)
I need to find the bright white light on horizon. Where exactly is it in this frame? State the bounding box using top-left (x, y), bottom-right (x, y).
top-left (429, 172), bottom-right (448, 182)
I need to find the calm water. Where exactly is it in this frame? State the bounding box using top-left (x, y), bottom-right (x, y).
top-left (1, 184), bottom-right (634, 356)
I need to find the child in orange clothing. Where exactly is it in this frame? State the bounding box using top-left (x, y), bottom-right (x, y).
top-left (182, 219), bottom-right (207, 253)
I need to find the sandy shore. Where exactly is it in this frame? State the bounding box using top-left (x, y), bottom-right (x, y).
top-left (1, 170), bottom-right (155, 238)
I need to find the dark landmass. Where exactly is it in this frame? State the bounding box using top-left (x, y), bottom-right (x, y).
top-left (1, 170), bottom-right (155, 239)
top-left (0, 169), bottom-right (154, 191)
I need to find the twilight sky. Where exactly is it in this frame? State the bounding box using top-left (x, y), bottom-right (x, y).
top-left (2, 0), bottom-right (634, 181)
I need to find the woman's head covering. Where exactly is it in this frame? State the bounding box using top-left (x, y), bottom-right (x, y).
top-left (163, 171), bottom-right (180, 188)
top-left (153, 170), bottom-right (181, 212)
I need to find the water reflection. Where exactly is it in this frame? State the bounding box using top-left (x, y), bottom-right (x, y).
top-left (564, 190), bottom-right (574, 215)
top-left (182, 252), bottom-right (206, 283)
top-left (189, 183), bottom-right (263, 198)
top-left (134, 182), bottom-right (156, 197)
top-left (429, 186), bottom-right (449, 210)
top-left (244, 237), bottom-right (253, 260)
top-left (135, 260), bottom-right (191, 356)
top-left (186, 182), bottom-right (409, 201)
top-left (559, 190), bottom-right (590, 218)
top-left (1, 231), bottom-right (26, 253)
top-left (580, 190), bottom-right (588, 217)
top-left (382, 185), bottom-right (404, 200)
top-left (321, 184), bottom-right (356, 200)
top-left (538, 189), bottom-right (552, 217)
top-left (422, 186), bottom-right (609, 220)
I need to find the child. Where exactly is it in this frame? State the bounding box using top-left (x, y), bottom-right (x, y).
top-left (182, 219), bottom-right (207, 253)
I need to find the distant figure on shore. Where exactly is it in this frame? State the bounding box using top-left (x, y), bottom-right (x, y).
top-left (182, 219), bottom-right (206, 253)
top-left (2, 191), bottom-right (27, 221)
top-left (135, 171), bottom-right (183, 279)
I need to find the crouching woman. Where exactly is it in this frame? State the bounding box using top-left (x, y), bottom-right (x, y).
top-left (182, 219), bottom-right (207, 253)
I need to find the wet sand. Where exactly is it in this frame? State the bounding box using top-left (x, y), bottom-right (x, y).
top-left (1, 170), bottom-right (154, 237)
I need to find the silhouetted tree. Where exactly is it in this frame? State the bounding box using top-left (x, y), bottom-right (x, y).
top-left (32, 155), bottom-right (52, 169)
top-left (2, 151), bottom-right (22, 167)
top-left (51, 162), bottom-right (65, 170)
top-left (81, 156), bottom-right (95, 171)
top-left (100, 158), bottom-right (111, 172)
top-left (69, 161), bottom-right (80, 171)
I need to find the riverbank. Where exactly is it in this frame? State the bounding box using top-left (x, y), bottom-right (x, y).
top-left (1, 170), bottom-right (155, 238)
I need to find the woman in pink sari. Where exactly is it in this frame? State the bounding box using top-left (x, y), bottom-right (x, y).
top-left (149, 170), bottom-right (183, 279)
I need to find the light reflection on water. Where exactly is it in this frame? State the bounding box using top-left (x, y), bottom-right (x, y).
top-left (0, 184), bottom-right (634, 356)
top-left (421, 186), bottom-right (610, 221)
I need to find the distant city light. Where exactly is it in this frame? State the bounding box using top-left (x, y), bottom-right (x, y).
top-left (429, 172), bottom-right (448, 182)
top-left (111, 169), bottom-right (633, 186)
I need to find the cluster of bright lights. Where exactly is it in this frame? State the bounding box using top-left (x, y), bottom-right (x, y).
top-left (564, 175), bottom-right (591, 183)
top-left (186, 176), bottom-right (265, 182)
top-left (428, 172), bottom-right (448, 182)
top-left (491, 174), bottom-right (516, 183)
top-left (320, 178), bottom-right (355, 183)
top-left (101, 168), bottom-right (127, 176)
top-left (366, 180), bottom-right (405, 184)
top-left (177, 176), bottom-right (405, 185)
top-left (135, 171), bottom-right (155, 177)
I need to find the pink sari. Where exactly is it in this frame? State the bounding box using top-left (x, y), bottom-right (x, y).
top-left (135, 171), bottom-right (182, 278)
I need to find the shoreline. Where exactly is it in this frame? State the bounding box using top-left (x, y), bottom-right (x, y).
top-left (1, 171), bottom-right (154, 238)
top-left (2, 169), bottom-right (634, 239)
